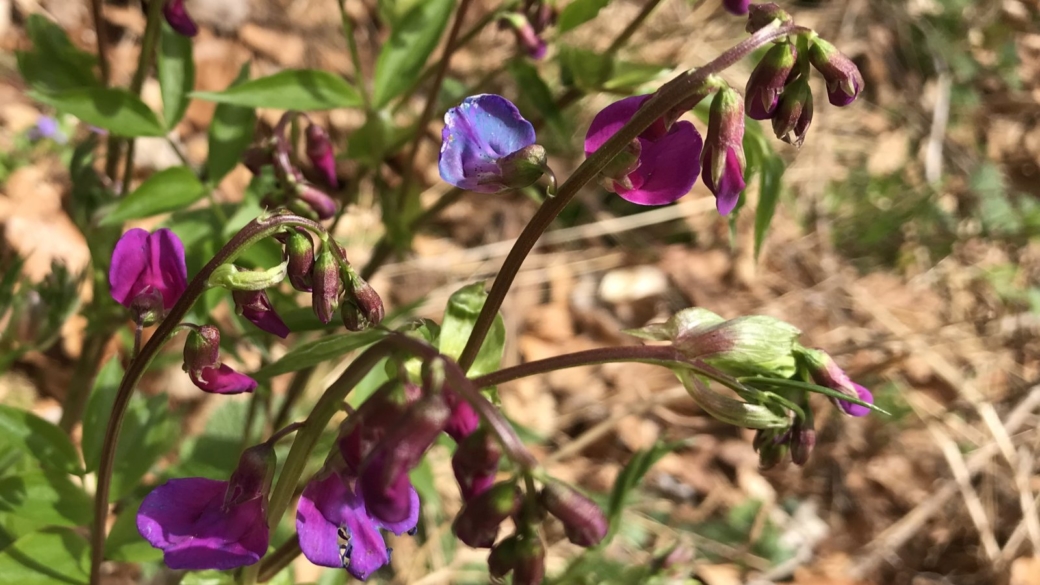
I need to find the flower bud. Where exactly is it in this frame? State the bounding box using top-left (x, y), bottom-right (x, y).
top-left (745, 42), bottom-right (798, 120)
top-left (701, 86), bottom-right (747, 216)
top-left (808, 37), bottom-right (865, 107)
top-left (224, 442), bottom-right (276, 508)
top-left (183, 325), bottom-right (221, 375)
top-left (282, 228), bottom-right (314, 292)
top-left (453, 427), bottom-right (502, 501)
top-left (207, 262), bottom-right (287, 292)
top-left (311, 244), bottom-right (341, 324)
top-left (772, 77), bottom-right (813, 147)
top-left (496, 144), bottom-right (552, 192)
top-left (625, 307), bottom-right (725, 342)
top-left (798, 347), bottom-right (874, 416)
top-left (163, 0), bottom-right (198, 37)
top-left (722, 0), bottom-right (749, 15)
top-left (338, 383), bottom-right (422, 471)
top-left (242, 146), bottom-right (273, 175)
top-left (789, 417), bottom-right (815, 466)
top-left (452, 481), bottom-right (521, 548)
top-left (232, 290), bottom-right (290, 338)
top-left (502, 13), bottom-right (547, 60)
top-left (341, 266), bottom-right (384, 332)
top-left (295, 183), bottom-right (338, 220)
top-left (488, 535), bottom-right (521, 578)
top-left (679, 316), bottom-right (801, 377)
top-left (599, 139), bottom-right (642, 190)
top-left (512, 535), bottom-right (546, 585)
top-left (755, 430), bottom-right (788, 470)
top-left (305, 124), bottom-right (339, 189)
top-left (540, 480), bottom-right (608, 547)
top-left (443, 389), bottom-right (479, 443)
top-left (746, 3), bottom-right (792, 34)
top-left (677, 370), bottom-right (790, 429)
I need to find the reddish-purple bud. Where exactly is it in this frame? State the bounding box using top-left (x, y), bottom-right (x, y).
top-left (341, 266), bottom-right (384, 332)
top-left (311, 244), bottom-right (340, 324)
top-left (295, 183), bottom-right (338, 220)
top-left (452, 481), bottom-right (521, 548)
top-left (722, 0), bottom-right (749, 15)
top-left (789, 417), bottom-right (816, 466)
top-left (282, 228), bottom-right (314, 292)
top-left (745, 42), bottom-right (798, 120)
top-left (502, 13), bottom-right (547, 60)
top-left (540, 480), bottom-right (608, 547)
top-left (183, 325), bottom-right (221, 374)
top-left (224, 443), bottom-right (276, 508)
top-left (242, 146), bottom-right (273, 175)
top-left (452, 427), bottom-right (502, 501)
top-left (701, 86), bottom-right (747, 216)
top-left (163, 0), bottom-right (198, 37)
top-left (305, 124), bottom-right (339, 189)
top-left (799, 347), bottom-right (874, 416)
top-left (808, 37), bottom-right (864, 107)
top-left (771, 77), bottom-right (813, 147)
top-left (746, 3), bottom-right (792, 34)
top-left (488, 535), bottom-right (521, 578)
top-left (512, 535), bottom-right (546, 585)
top-left (232, 290), bottom-right (290, 338)
top-left (443, 389), bottom-right (479, 443)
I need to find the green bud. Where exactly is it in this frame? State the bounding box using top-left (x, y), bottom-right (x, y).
top-left (625, 307), bottom-right (725, 341)
top-left (497, 144), bottom-right (554, 192)
top-left (207, 262), bottom-right (288, 291)
top-left (311, 243), bottom-right (341, 324)
top-left (690, 316), bottom-right (801, 377)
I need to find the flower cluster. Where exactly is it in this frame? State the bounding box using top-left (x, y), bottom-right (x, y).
top-left (629, 307), bottom-right (875, 468)
top-left (244, 112), bottom-right (341, 220)
top-left (499, 0), bottom-right (557, 60)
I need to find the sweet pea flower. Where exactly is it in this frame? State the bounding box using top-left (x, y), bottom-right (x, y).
top-left (799, 347), bottom-right (874, 416)
top-left (183, 325), bottom-right (258, 395)
top-left (701, 87), bottom-right (747, 215)
top-left (585, 94), bottom-right (702, 206)
top-left (297, 470), bottom-right (419, 580)
top-left (306, 124), bottom-right (339, 189)
top-left (232, 290), bottom-right (290, 338)
top-left (439, 95), bottom-right (545, 193)
top-left (163, 0), bottom-right (198, 37)
top-left (109, 228), bottom-right (188, 325)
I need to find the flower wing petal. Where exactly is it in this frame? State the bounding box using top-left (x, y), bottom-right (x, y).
top-left (617, 121), bottom-right (702, 206)
top-left (109, 228), bottom-right (151, 307)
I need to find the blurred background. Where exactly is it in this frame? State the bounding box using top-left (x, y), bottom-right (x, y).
top-left (2, 0), bottom-right (1040, 583)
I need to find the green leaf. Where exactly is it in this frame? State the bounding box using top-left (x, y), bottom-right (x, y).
top-left (558, 45), bottom-right (669, 93)
top-left (605, 440), bottom-right (684, 545)
top-left (0, 406), bottom-right (81, 475)
top-left (16, 15), bottom-right (98, 92)
top-left (253, 330), bottom-right (386, 380)
top-left (157, 23), bottom-right (195, 129)
top-left (557, 0), bottom-right (611, 33)
top-left (81, 357), bottom-right (123, 473)
top-left (181, 571), bottom-right (236, 585)
top-left (0, 469), bottom-right (91, 526)
top-left (109, 393), bottom-right (177, 501)
top-left (28, 87), bottom-right (164, 137)
top-left (104, 499), bottom-right (162, 562)
top-left (100, 166), bottom-right (207, 225)
top-left (371, 0), bottom-right (455, 108)
top-left (0, 527), bottom-right (89, 584)
top-left (753, 153), bottom-right (784, 260)
top-left (192, 69), bottom-right (362, 111)
top-left (206, 63), bottom-right (257, 183)
top-left (438, 282), bottom-right (505, 378)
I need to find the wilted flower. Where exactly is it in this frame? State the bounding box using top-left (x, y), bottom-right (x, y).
top-left (163, 0), bottom-right (198, 37)
top-left (183, 325), bottom-right (258, 394)
top-left (745, 42), bottom-right (798, 120)
top-left (585, 94), bottom-right (702, 206)
top-left (137, 444), bottom-right (274, 570)
top-left (439, 95), bottom-right (546, 193)
top-left (701, 86), bottom-right (747, 215)
top-left (808, 37), bottom-right (865, 107)
top-left (109, 228), bottom-right (188, 325)
top-left (232, 290), bottom-right (290, 338)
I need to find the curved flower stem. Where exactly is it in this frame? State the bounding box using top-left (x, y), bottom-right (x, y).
top-left (455, 22), bottom-right (808, 372)
top-left (88, 212), bottom-right (326, 585)
top-left (257, 535), bottom-right (301, 582)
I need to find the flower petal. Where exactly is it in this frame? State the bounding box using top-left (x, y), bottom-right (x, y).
top-left (190, 364), bottom-right (258, 395)
top-left (439, 95), bottom-right (535, 192)
top-left (584, 95), bottom-right (650, 156)
top-left (704, 147), bottom-right (746, 215)
top-left (616, 121), bottom-right (702, 206)
top-left (109, 228), bottom-right (151, 307)
top-left (146, 229), bottom-right (188, 310)
top-left (837, 383), bottom-right (873, 417)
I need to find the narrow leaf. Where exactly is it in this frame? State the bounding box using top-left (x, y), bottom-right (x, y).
top-left (206, 63), bottom-right (256, 183)
top-left (81, 357), bottom-right (124, 472)
top-left (109, 393), bottom-right (178, 501)
top-left (253, 330), bottom-right (385, 380)
top-left (28, 87), bottom-right (165, 137)
top-left (371, 0), bottom-right (455, 108)
top-left (507, 60), bottom-right (565, 138)
top-left (557, 0), bottom-right (611, 33)
top-left (17, 15), bottom-right (98, 92)
top-left (101, 166), bottom-right (207, 225)
top-left (0, 405), bottom-right (81, 475)
top-left (192, 69), bottom-right (362, 111)
top-left (753, 154), bottom-right (785, 260)
top-left (157, 22), bottom-right (195, 129)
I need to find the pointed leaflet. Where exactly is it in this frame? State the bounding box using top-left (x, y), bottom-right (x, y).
top-left (371, 0), bottom-right (455, 108)
top-left (557, 0), bottom-right (612, 33)
top-left (207, 63), bottom-right (257, 182)
top-left (192, 69), bottom-right (361, 111)
top-left (101, 166), bottom-right (207, 225)
top-left (29, 88), bottom-right (164, 137)
top-left (158, 22), bottom-right (195, 129)
top-left (438, 282), bottom-right (505, 378)
top-left (0, 405), bottom-right (81, 475)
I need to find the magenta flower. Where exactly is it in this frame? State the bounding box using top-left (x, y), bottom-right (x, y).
top-left (802, 348), bottom-right (874, 416)
top-left (585, 94), bottom-right (702, 206)
top-left (137, 477), bottom-right (267, 570)
top-left (453, 428), bottom-right (501, 501)
top-left (163, 0), bottom-right (198, 37)
top-left (722, 0), bottom-right (750, 15)
top-left (183, 325), bottom-right (258, 395)
top-left (109, 228), bottom-right (188, 324)
top-left (306, 124), bottom-right (339, 189)
top-left (439, 95), bottom-right (540, 193)
top-left (232, 290), bottom-right (290, 338)
top-left (745, 42), bottom-right (798, 120)
top-left (297, 470), bottom-right (418, 580)
top-left (808, 38), bottom-right (865, 107)
top-left (701, 87), bottom-right (747, 215)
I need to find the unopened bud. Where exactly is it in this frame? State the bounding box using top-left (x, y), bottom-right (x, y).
top-left (808, 37), bottom-right (865, 107)
top-left (443, 389), bottom-right (479, 443)
top-left (311, 244), bottom-right (341, 324)
top-left (722, 0), bottom-right (749, 15)
top-left (305, 124), bottom-right (339, 188)
top-left (746, 3), bottom-right (792, 33)
top-left (513, 535), bottom-right (546, 585)
top-left (224, 442), bottom-right (276, 508)
top-left (341, 266), bottom-right (384, 331)
top-left (797, 347), bottom-right (874, 416)
top-left (232, 289), bottom-right (290, 338)
top-left (295, 182), bottom-right (338, 220)
top-left (625, 307), bottom-right (725, 342)
top-left (183, 325), bottom-right (221, 375)
top-left (680, 315), bottom-right (801, 377)
top-left (745, 42), bottom-right (798, 120)
top-left (755, 429), bottom-right (788, 470)
top-left (488, 535), bottom-right (522, 578)
top-left (452, 481), bottom-right (521, 548)
top-left (772, 77), bottom-right (813, 147)
top-left (497, 144), bottom-right (553, 192)
top-left (701, 86), bottom-right (747, 215)
top-left (600, 139), bottom-right (642, 186)
top-left (242, 146), bottom-right (273, 175)
top-left (207, 262), bottom-right (287, 291)
top-left (677, 370), bottom-right (790, 429)
top-left (282, 228), bottom-right (314, 292)
top-left (540, 480), bottom-right (608, 547)
top-left (453, 427), bottom-right (502, 501)
top-left (789, 417), bottom-right (816, 466)
top-left (163, 0), bottom-right (198, 37)
top-left (502, 13), bottom-right (547, 60)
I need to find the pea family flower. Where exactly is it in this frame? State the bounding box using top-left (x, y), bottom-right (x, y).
top-left (799, 347), bottom-right (874, 416)
top-left (183, 325), bottom-right (258, 394)
top-left (27, 116), bottom-right (66, 143)
top-left (701, 87), bottom-right (747, 215)
top-left (306, 124), bottom-right (339, 189)
top-left (745, 42), bottom-right (798, 120)
top-left (232, 290), bottom-right (290, 338)
top-left (808, 37), bottom-right (865, 106)
top-left (439, 95), bottom-right (547, 193)
top-left (585, 94), bottom-right (702, 206)
top-left (163, 0), bottom-right (198, 37)
top-left (137, 444), bottom-right (274, 570)
top-left (109, 228), bottom-right (188, 325)
top-left (297, 470), bottom-right (419, 580)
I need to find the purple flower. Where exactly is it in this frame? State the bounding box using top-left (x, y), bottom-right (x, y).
top-left (802, 348), bottom-right (873, 416)
top-left (163, 0), bottom-right (198, 37)
top-left (502, 13), bottom-right (547, 60)
top-left (137, 477), bottom-right (268, 570)
top-left (722, 0), bottom-right (750, 15)
top-left (306, 124), bottom-right (339, 189)
top-left (183, 325), bottom-right (258, 395)
top-left (27, 116), bottom-right (67, 143)
top-left (109, 228), bottom-right (188, 325)
top-left (701, 87), bottom-right (746, 215)
top-left (232, 290), bottom-right (290, 338)
top-left (585, 95), bottom-right (702, 206)
top-left (745, 42), bottom-right (798, 120)
top-left (439, 95), bottom-right (539, 193)
top-left (453, 428), bottom-right (501, 501)
top-left (808, 37), bottom-right (865, 107)
top-left (297, 470), bottom-right (418, 580)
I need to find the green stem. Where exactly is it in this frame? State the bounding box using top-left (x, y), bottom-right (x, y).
top-left (57, 331), bottom-right (110, 433)
top-left (337, 0), bottom-right (369, 108)
top-left (89, 212), bottom-right (327, 585)
top-left (455, 23), bottom-right (806, 372)
top-left (257, 535), bottom-right (301, 582)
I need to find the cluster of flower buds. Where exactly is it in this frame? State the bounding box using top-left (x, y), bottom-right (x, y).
top-left (744, 4), bottom-right (864, 147)
top-left (137, 441), bottom-right (276, 569)
top-left (629, 307), bottom-right (875, 468)
top-left (302, 237), bottom-right (384, 331)
top-left (243, 111), bottom-right (340, 220)
top-left (499, 0), bottom-right (556, 60)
